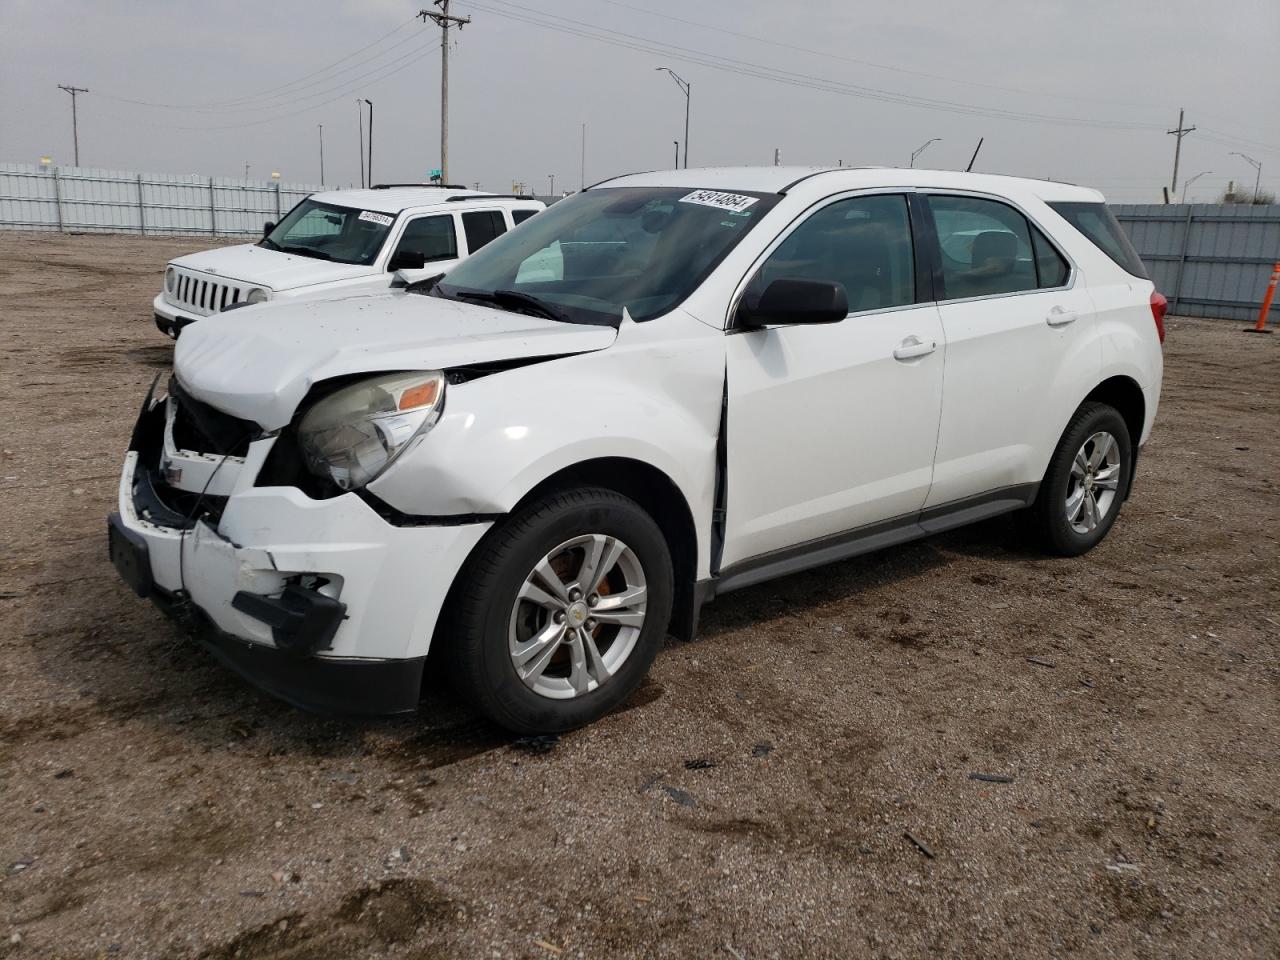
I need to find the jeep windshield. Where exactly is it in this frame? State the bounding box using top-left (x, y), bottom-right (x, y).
top-left (260, 199), bottom-right (394, 266)
top-left (434, 187), bottom-right (780, 325)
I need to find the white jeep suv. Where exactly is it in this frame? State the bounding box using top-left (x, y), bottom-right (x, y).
top-left (152, 186), bottom-right (544, 337)
top-left (110, 167), bottom-right (1164, 733)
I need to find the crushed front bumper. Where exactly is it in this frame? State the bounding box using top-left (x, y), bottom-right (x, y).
top-left (109, 388), bottom-right (492, 715)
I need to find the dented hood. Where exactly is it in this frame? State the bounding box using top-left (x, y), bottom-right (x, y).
top-left (173, 292), bottom-right (617, 430)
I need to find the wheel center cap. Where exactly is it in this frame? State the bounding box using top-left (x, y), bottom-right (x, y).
top-left (566, 602), bottom-right (589, 626)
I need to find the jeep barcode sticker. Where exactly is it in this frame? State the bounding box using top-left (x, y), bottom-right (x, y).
top-left (679, 190), bottom-right (759, 213)
top-left (358, 210), bottom-right (394, 226)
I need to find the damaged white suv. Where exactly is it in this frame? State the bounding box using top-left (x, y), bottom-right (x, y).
top-left (110, 167), bottom-right (1164, 733)
top-left (153, 186), bottom-right (543, 338)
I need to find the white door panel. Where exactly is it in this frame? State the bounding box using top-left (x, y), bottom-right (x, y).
top-left (926, 287), bottom-right (1100, 507)
top-left (722, 305), bottom-right (945, 567)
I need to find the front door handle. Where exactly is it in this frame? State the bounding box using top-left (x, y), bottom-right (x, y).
top-left (893, 335), bottom-right (937, 361)
top-left (1046, 306), bottom-right (1078, 327)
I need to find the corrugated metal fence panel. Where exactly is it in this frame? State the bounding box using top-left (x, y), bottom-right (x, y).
top-left (1113, 203), bottom-right (1280, 321)
top-left (0, 162), bottom-right (328, 237)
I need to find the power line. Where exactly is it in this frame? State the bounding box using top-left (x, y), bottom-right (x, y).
top-left (464, 0), bottom-right (1167, 131)
top-left (94, 16), bottom-right (420, 112)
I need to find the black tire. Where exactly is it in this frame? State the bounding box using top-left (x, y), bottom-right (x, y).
top-left (444, 486), bottom-right (674, 734)
top-left (1026, 401), bottom-right (1132, 557)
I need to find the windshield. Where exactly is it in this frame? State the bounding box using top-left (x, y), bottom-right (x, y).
top-left (435, 187), bottom-right (780, 324)
top-left (260, 199), bottom-right (395, 266)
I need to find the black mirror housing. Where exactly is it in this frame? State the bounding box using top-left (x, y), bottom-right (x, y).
top-left (738, 277), bottom-right (849, 329)
top-left (262, 220), bottom-right (275, 239)
top-left (387, 250), bottom-right (428, 272)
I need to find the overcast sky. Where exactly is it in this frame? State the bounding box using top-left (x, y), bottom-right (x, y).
top-left (2, 0), bottom-right (1277, 202)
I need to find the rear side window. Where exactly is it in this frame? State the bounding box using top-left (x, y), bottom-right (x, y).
top-left (462, 210), bottom-right (507, 253)
top-left (511, 209), bottom-right (539, 225)
top-left (1048, 201), bottom-right (1148, 279)
top-left (927, 195), bottom-right (1038, 299)
top-left (1032, 229), bottom-right (1070, 288)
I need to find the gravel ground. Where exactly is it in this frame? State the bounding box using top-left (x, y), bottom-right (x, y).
top-left (0, 232), bottom-right (1277, 960)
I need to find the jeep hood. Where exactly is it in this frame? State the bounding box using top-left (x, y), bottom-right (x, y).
top-left (173, 293), bottom-right (618, 430)
top-left (172, 243), bottom-right (378, 291)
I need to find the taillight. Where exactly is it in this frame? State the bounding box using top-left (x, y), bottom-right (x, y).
top-left (1149, 290), bottom-right (1167, 345)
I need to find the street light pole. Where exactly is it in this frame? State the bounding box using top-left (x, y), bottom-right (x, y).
top-left (656, 67), bottom-right (690, 168)
top-left (318, 124), bottom-right (325, 185)
top-left (910, 138), bottom-right (940, 168)
top-left (1231, 152), bottom-right (1262, 203)
top-left (356, 99), bottom-right (365, 188)
top-left (548, 174), bottom-right (555, 196)
top-left (364, 99), bottom-right (373, 187)
top-left (1180, 170), bottom-right (1211, 203)
top-left (673, 140), bottom-right (679, 168)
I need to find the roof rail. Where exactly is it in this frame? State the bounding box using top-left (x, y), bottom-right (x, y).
top-left (446, 193), bottom-right (540, 202)
top-left (370, 182), bottom-right (470, 190)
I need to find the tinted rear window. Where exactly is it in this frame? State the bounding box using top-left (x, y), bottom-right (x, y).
top-left (1048, 202), bottom-right (1148, 279)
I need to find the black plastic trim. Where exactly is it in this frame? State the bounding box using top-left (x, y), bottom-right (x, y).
top-left (232, 584), bottom-right (347, 655)
top-left (776, 168), bottom-right (842, 194)
top-left (151, 589), bottom-right (423, 715)
top-left (154, 313), bottom-right (197, 339)
top-left (355, 489), bottom-right (504, 527)
top-left (713, 484), bottom-right (1037, 595)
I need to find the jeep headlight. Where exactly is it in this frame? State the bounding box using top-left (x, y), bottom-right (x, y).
top-left (297, 372), bottom-right (445, 491)
top-left (246, 287), bottom-right (269, 304)
top-left (164, 266), bottom-right (176, 292)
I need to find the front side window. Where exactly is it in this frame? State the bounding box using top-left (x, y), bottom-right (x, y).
top-left (390, 214), bottom-right (457, 267)
top-left (462, 210), bottom-right (507, 253)
top-left (746, 194), bottom-right (915, 315)
top-left (928, 195), bottom-right (1040, 299)
top-left (511, 208), bottom-right (539, 225)
top-left (435, 187), bottom-right (780, 325)
top-left (260, 199), bottom-right (394, 266)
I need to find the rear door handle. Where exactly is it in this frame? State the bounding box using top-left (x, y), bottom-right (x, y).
top-left (893, 335), bottom-right (937, 361)
top-left (1046, 306), bottom-right (1078, 327)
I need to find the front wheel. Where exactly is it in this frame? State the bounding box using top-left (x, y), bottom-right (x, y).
top-left (444, 487), bottom-right (673, 734)
top-left (1026, 401), bottom-right (1132, 557)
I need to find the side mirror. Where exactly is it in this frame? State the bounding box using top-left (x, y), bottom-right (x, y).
top-left (387, 250), bottom-right (428, 272)
top-left (737, 277), bottom-right (848, 329)
top-left (262, 221), bottom-right (275, 239)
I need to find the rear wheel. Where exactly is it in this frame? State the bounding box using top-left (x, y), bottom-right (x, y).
top-left (1026, 402), bottom-right (1132, 556)
top-left (445, 487), bottom-right (673, 734)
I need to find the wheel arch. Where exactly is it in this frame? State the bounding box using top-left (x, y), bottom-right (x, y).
top-left (434, 456), bottom-right (703, 660)
top-left (1080, 375), bottom-right (1145, 498)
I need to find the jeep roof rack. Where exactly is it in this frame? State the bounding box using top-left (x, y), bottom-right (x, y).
top-left (446, 193), bottom-right (540, 201)
top-left (370, 182), bottom-right (469, 190)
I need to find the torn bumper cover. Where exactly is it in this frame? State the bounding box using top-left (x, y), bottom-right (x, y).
top-left (108, 392), bottom-right (492, 715)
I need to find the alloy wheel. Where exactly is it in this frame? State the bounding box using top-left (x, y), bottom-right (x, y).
top-left (1066, 431), bottom-right (1121, 534)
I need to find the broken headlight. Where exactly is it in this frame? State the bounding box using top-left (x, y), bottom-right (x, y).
top-left (297, 372), bottom-right (445, 492)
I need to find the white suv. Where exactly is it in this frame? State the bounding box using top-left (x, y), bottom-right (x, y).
top-left (110, 167), bottom-right (1164, 733)
top-left (152, 186), bottom-right (544, 337)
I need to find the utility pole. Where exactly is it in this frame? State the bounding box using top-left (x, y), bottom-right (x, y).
top-left (356, 99), bottom-right (365, 188)
top-left (580, 122), bottom-right (586, 191)
top-left (58, 85), bottom-right (88, 166)
top-left (548, 174), bottom-right (555, 196)
top-left (420, 2), bottom-right (471, 184)
top-left (1167, 108), bottom-right (1196, 197)
top-left (318, 124), bottom-right (325, 185)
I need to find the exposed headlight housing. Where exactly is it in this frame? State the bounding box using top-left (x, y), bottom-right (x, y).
top-left (297, 372), bottom-right (445, 492)
top-left (246, 287), bottom-right (270, 304)
top-left (164, 266), bottom-right (175, 292)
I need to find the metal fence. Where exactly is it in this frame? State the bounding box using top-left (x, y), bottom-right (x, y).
top-left (1113, 203), bottom-right (1280, 322)
top-left (0, 162), bottom-right (326, 237)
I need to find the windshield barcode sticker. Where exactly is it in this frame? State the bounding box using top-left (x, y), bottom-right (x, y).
top-left (679, 190), bottom-right (758, 213)
top-left (358, 210), bottom-right (394, 226)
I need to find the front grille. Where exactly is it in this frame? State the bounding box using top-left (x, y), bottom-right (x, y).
top-left (169, 270), bottom-right (247, 317)
top-left (170, 381), bottom-right (260, 457)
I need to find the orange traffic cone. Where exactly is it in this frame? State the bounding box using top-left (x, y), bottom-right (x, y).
top-left (1245, 261), bottom-right (1279, 333)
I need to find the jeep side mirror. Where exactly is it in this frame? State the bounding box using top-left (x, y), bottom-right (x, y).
top-left (387, 250), bottom-right (428, 273)
top-left (262, 221), bottom-right (275, 239)
top-left (736, 277), bottom-right (849, 329)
